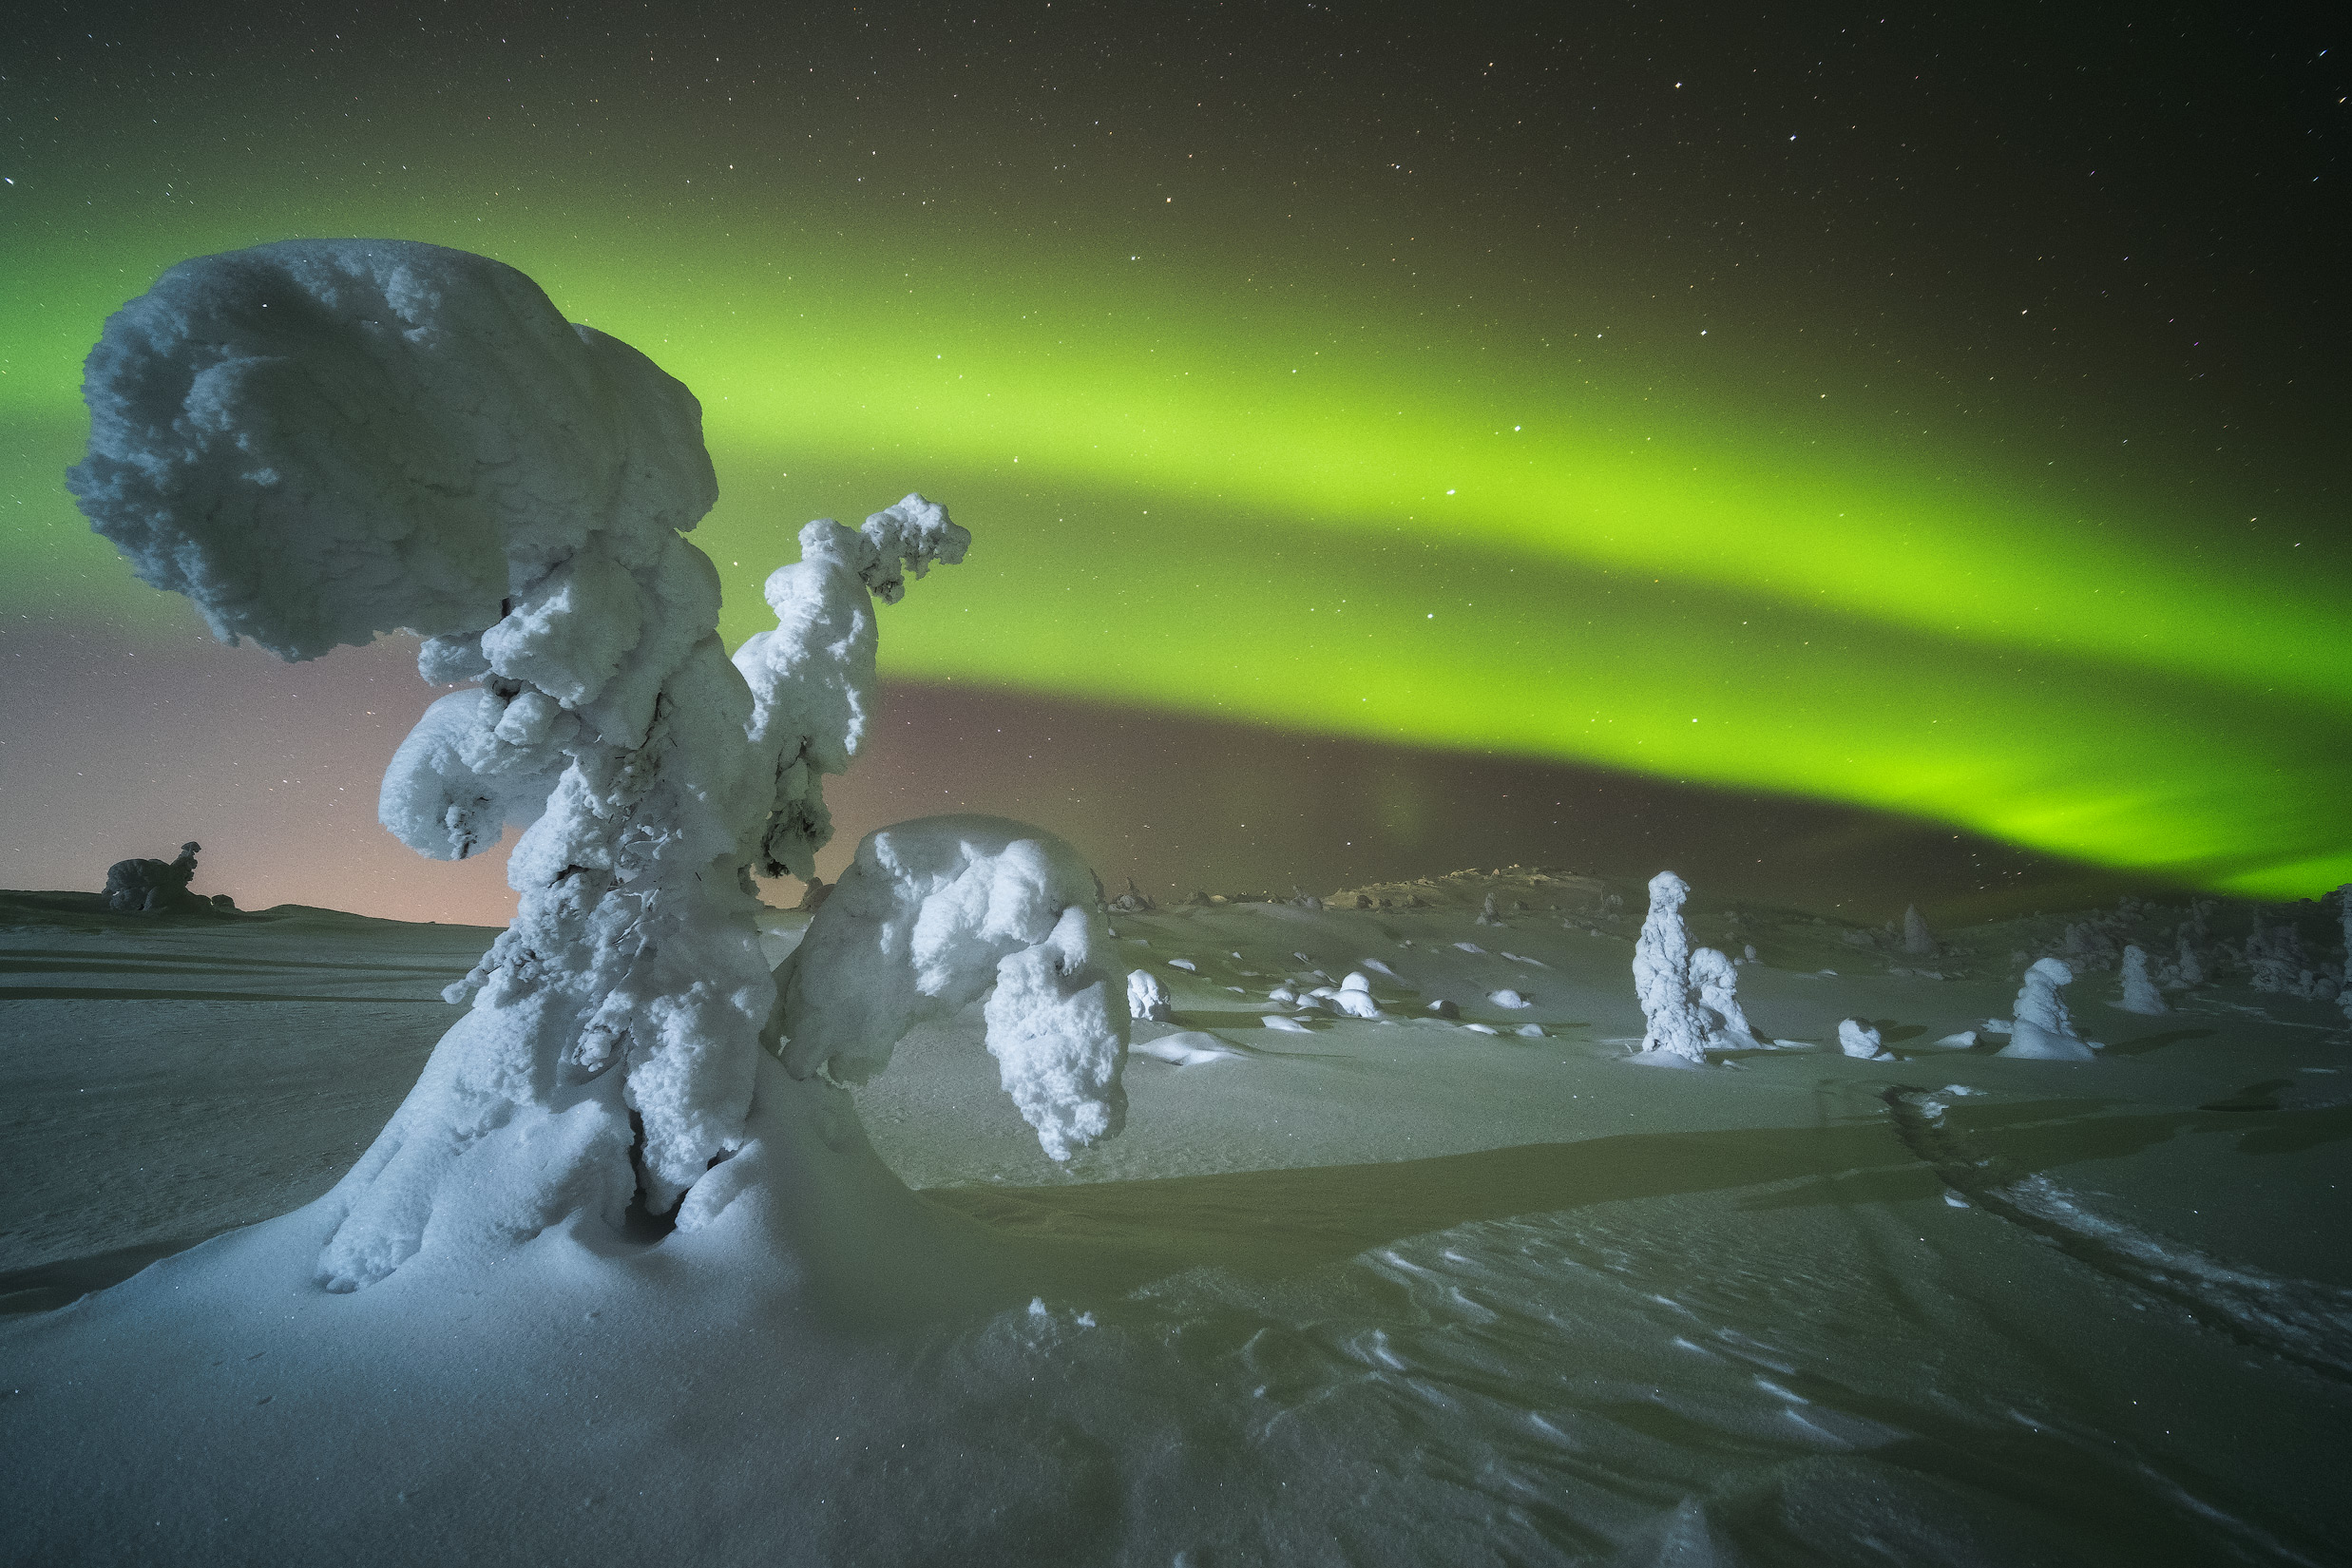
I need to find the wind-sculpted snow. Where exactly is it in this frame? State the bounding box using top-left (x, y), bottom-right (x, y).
top-left (772, 816), bottom-right (1128, 1161)
top-left (64, 239), bottom-right (1008, 1290)
top-left (67, 240), bottom-right (716, 664)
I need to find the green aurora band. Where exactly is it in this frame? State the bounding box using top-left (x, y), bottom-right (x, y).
top-left (4, 206), bottom-right (2345, 898)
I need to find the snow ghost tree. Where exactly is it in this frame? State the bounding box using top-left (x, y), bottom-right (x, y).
top-left (2117, 945), bottom-right (2167, 1015)
top-left (67, 239), bottom-right (1126, 1291)
top-left (1998, 957), bottom-right (2097, 1060)
top-left (1688, 946), bottom-right (1760, 1049)
top-left (1902, 905), bottom-right (1936, 956)
top-left (103, 841), bottom-right (204, 912)
top-left (1631, 870), bottom-right (1747, 1065)
top-left (1633, 872), bottom-right (1703, 1063)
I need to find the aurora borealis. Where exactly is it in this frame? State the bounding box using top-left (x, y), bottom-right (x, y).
top-left (3, 2), bottom-right (2345, 915)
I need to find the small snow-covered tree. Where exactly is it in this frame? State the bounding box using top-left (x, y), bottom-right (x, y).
top-left (68, 239), bottom-right (1127, 1291)
top-left (1902, 905), bottom-right (1936, 956)
top-left (2176, 934), bottom-right (2206, 988)
top-left (1689, 946), bottom-right (1760, 1049)
top-left (1633, 871), bottom-right (1702, 1062)
top-left (2245, 919), bottom-right (2307, 993)
top-left (2117, 945), bottom-right (2166, 1014)
top-left (1632, 870), bottom-right (1750, 1063)
top-left (103, 841), bottom-right (203, 912)
top-left (1998, 957), bottom-right (2097, 1059)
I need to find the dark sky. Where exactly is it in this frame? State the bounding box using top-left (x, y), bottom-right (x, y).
top-left (3, 2), bottom-right (2345, 922)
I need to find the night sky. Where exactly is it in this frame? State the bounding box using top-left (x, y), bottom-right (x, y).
top-left (3, 2), bottom-right (2345, 925)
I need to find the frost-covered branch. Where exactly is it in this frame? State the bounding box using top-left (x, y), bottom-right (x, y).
top-left (771, 817), bottom-right (1127, 1161)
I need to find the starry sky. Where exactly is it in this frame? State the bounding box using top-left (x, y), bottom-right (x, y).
top-left (2, 2), bottom-right (2345, 925)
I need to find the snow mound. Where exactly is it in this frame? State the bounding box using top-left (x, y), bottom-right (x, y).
top-left (1127, 968), bottom-right (1173, 1023)
top-left (1838, 1019), bottom-right (1889, 1060)
top-left (1326, 974), bottom-right (1383, 1019)
top-left (1133, 1030), bottom-right (1245, 1066)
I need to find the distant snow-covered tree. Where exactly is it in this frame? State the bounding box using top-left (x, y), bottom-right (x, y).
top-left (1632, 871), bottom-right (1751, 1064)
top-left (103, 841), bottom-right (204, 913)
top-left (2244, 919), bottom-right (2307, 994)
top-left (1632, 871), bottom-right (1704, 1064)
top-left (1902, 905), bottom-right (1937, 956)
top-left (2117, 945), bottom-right (2167, 1015)
top-left (68, 239), bottom-right (1123, 1292)
top-left (1998, 957), bottom-right (2098, 1060)
top-left (1689, 946), bottom-right (1760, 1049)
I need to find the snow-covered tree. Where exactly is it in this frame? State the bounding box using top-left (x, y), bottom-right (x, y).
top-left (1998, 957), bottom-right (2097, 1059)
top-left (1632, 870), bottom-right (1750, 1064)
top-left (2339, 885), bottom-right (2352, 983)
top-left (1689, 946), bottom-right (1760, 1049)
top-left (103, 841), bottom-right (205, 912)
top-left (2176, 934), bottom-right (2206, 988)
top-left (68, 239), bottom-right (1126, 1291)
top-left (2117, 945), bottom-right (2167, 1015)
top-left (2244, 919), bottom-right (2308, 994)
top-left (1902, 905), bottom-right (1936, 956)
top-left (1632, 871), bottom-right (1703, 1063)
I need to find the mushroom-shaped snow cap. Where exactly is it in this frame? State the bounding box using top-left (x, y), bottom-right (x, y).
top-left (67, 239), bottom-right (717, 662)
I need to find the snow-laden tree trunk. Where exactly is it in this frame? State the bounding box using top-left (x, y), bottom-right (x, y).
top-left (67, 239), bottom-right (1119, 1293)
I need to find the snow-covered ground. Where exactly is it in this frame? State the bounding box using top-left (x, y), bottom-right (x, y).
top-left (4, 872), bottom-right (2350, 1565)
